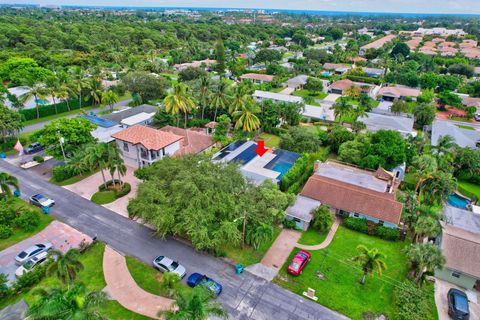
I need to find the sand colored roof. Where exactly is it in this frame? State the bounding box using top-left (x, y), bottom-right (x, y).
top-left (112, 125), bottom-right (183, 150)
top-left (300, 174), bottom-right (402, 224)
top-left (360, 34), bottom-right (396, 50)
top-left (441, 222), bottom-right (480, 278)
top-left (323, 63), bottom-right (350, 70)
top-left (240, 73), bottom-right (274, 82)
top-left (159, 126), bottom-right (214, 156)
top-left (204, 121), bottom-right (217, 129)
top-left (330, 79), bottom-right (374, 93)
top-left (462, 96), bottom-right (480, 108)
top-left (378, 86), bottom-right (421, 98)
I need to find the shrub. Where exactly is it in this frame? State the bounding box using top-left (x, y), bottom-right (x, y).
top-left (0, 224), bottom-right (13, 239)
top-left (280, 154), bottom-right (310, 191)
top-left (12, 265), bottom-right (46, 293)
top-left (0, 201), bottom-right (16, 225)
top-left (312, 205), bottom-right (333, 232)
top-left (52, 165), bottom-right (76, 182)
top-left (0, 136), bottom-right (27, 152)
top-left (282, 218), bottom-right (298, 230)
top-left (14, 210), bottom-right (40, 232)
top-left (134, 167), bottom-right (149, 180)
top-left (343, 217), bottom-right (368, 233)
top-left (98, 180), bottom-right (131, 198)
top-left (395, 281), bottom-right (431, 320)
top-left (0, 273), bottom-right (10, 299)
top-left (33, 155), bottom-right (44, 163)
top-left (374, 225), bottom-right (400, 241)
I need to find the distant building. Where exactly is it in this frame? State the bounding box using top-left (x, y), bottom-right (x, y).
top-left (102, 104), bottom-right (157, 128)
top-left (328, 79), bottom-right (376, 97)
top-left (413, 28), bottom-right (466, 37)
top-left (358, 112), bottom-right (416, 138)
top-left (359, 35), bottom-right (396, 56)
top-left (252, 90), bottom-right (303, 104)
top-left (323, 63), bottom-right (352, 75)
top-left (240, 73), bottom-right (274, 84)
top-left (173, 59), bottom-right (216, 71)
top-left (378, 86), bottom-right (421, 102)
top-left (431, 120), bottom-right (480, 149)
top-left (285, 75), bottom-right (309, 89)
top-left (363, 67), bottom-right (385, 78)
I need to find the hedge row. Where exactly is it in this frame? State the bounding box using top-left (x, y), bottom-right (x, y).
top-left (280, 154), bottom-right (311, 192)
top-left (343, 217), bottom-right (400, 241)
top-left (52, 165), bottom-right (77, 182)
top-left (19, 99), bottom-right (91, 121)
top-left (346, 75), bottom-right (382, 85)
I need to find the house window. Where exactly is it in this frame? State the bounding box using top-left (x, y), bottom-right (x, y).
top-left (379, 220), bottom-right (385, 226)
top-left (353, 213), bottom-right (359, 218)
top-left (451, 271), bottom-right (461, 278)
top-left (293, 217), bottom-right (301, 222)
top-left (123, 142), bottom-right (129, 152)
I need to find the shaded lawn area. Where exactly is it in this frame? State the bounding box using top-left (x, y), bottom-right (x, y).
top-left (258, 133), bottom-right (281, 148)
top-left (0, 199), bottom-right (54, 251)
top-left (297, 228), bottom-right (328, 246)
top-left (0, 243), bottom-right (150, 319)
top-left (91, 190), bottom-right (117, 205)
top-left (221, 226), bottom-right (281, 266)
top-left (458, 179), bottom-right (480, 200)
top-left (292, 90), bottom-right (328, 100)
top-left (269, 87), bottom-right (284, 93)
top-left (50, 170), bottom-right (98, 186)
top-left (456, 124), bottom-right (475, 131)
top-left (22, 106), bottom-right (96, 126)
top-left (274, 227), bottom-right (437, 320)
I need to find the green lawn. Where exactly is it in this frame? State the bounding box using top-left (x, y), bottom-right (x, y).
top-left (274, 227), bottom-right (437, 320)
top-left (258, 133), bottom-right (281, 148)
top-left (0, 199), bottom-right (54, 251)
top-left (297, 228), bottom-right (328, 246)
top-left (91, 190), bottom-right (117, 205)
top-left (50, 170), bottom-right (98, 186)
top-left (269, 87), bottom-right (284, 93)
top-left (292, 90), bottom-right (328, 100)
top-left (0, 243), bottom-right (150, 319)
top-left (222, 226), bottom-right (281, 266)
top-left (22, 106), bottom-right (96, 126)
top-left (458, 180), bottom-right (480, 200)
top-left (456, 124), bottom-right (475, 131)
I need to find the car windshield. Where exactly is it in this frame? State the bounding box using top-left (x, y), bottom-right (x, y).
top-left (18, 251), bottom-right (27, 259)
top-left (23, 260), bottom-right (35, 270)
top-left (169, 261), bottom-right (179, 271)
top-left (454, 294), bottom-right (469, 313)
top-left (289, 262), bottom-right (300, 270)
top-left (298, 253), bottom-right (308, 260)
top-left (36, 195), bottom-right (46, 201)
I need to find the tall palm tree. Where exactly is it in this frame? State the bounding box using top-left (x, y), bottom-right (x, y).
top-left (87, 78), bottom-right (104, 106)
top-left (410, 154), bottom-right (438, 193)
top-left (45, 76), bottom-right (62, 115)
top-left (69, 67), bottom-right (88, 109)
top-left (84, 143), bottom-right (109, 189)
top-left (0, 172), bottom-right (19, 197)
top-left (332, 98), bottom-right (353, 124)
top-left (405, 243), bottom-right (445, 284)
top-left (106, 142), bottom-right (125, 187)
top-left (210, 80), bottom-right (230, 121)
top-left (247, 223), bottom-right (274, 250)
top-left (413, 215), bottom-right (441, 243)
top-left (102, 90), bottom-right (119, 113)
top-left (27, 284), bottom-right (107, 320)
top-left (352, 245), bottom-right (387, 285)
top-left (159, 272), bottom-right (181, 298)
top-left (163, 83), bottom-right (197, 128)
top-left (158, 287), bottom-right (227, 320)
top-left (433, 135), bottom-right (455, 156)
top-left (197, 76), bottom-right (211, 120)
top-left (20, 77), bottom-right (47, 119)
top-left (47, 248), bottom-right (84, 285)
top-left (229, 85), bottom-right (248, 114)
top-left (232, 98), bottom-right (260, 132)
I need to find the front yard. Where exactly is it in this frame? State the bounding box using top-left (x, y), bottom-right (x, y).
top-left (293, 89), bottom-right (328, 100)
top-left (274, 226), bottom-right (437, 320)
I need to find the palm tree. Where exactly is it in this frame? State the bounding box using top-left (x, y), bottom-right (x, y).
top-left (410, 155), bottom-right (438, 193)
top-left (84, 143), bottom-right (109, 189)
top-left (106, 143), bottom-right (125, 187)
top-left (247, 223), bottom-right (274, 250)
top-left (102, 90), bottom-right (119, 113)
top-left (413, 215), bottom-right (441, 243)
top-left (352, 245), bottom-right (387, 285)
top-left (20, 77), bottom-right (47, 119)
top-left (45, 76), bottom-right (62, 114)
top-left (158, 287), bottom-right (227, 320)
top-left (433, 135), bottom-right (455, 156)
top-left (47, 248), bottom-right (84, 285)
top-left (163, 83), bottom-right (197, 128)
top-left (27, 284), bottom-right (107, 320)
top-left (0, 172), bottom-right (19, 197)
top-left (229, 85), bottom-right (248, 114)
top-left (232, 98), bottom-right (260, 132)
top-left (69, 67), bottom-right (88, 109)
top-left (87, 78), bottom-right (104, 106)
top-left (159, 272), bottom-right (181, 298)
top-left (405, 243), bottom-right (445, 284)
top-left (197, 76), bottom-right (211, 120)
top-left (332, 98), bottom-right (353, 124)
top-left (210, 80), bottom-right (230, 121)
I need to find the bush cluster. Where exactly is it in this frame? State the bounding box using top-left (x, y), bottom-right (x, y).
top-left (13, 210), bottom-right (40, 232)
top-left (33, 155), bottom-right (44, 163)
top-left (98, 180), bottom-right (131, 199)
top-left (52, 165), bottom-right (76, 182)
top-left (374, 225), bottom-right (400, 241)
top-left (280, 154), bottom-right (311, 192)
top-left (343, 217), bottom-right (369, 233)
top-left (343, 217), bottom-right (400, 241)
top-left (0, 136), bottom-right (28, 152)
top-left (19, 99), bottom-right (87, 121)
top-left (0, 199), bottom-right (40, 239)
top-left (0, 224), bottom-right (13, 239)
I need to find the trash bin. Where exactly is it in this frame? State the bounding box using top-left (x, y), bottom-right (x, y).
top-left (42, 206), bottom-right (50, 214)
top-left (13, 190), bottom-right (20, 197)
top-left (235, 263), bottom-right (244, 274)
top-left (0, 153), bottom-right (6, 159)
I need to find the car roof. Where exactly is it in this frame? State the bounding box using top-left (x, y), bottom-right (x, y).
top-left (158, 256), bottom-right (174, 265)
top-left (22, 244), bottom-right (42, 254)
top-left (32, 194), bottom-right (45, 199)
top-left (30, 251), bottom-right (48, 262)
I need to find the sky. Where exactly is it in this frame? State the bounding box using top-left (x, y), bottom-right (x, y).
top-left (1, 0), bottom-right (480, 14)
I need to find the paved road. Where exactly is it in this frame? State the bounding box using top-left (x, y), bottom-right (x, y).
top-left (435, 117), bottom-right (480, 130)
top-left (0, 160), bottom-right (347, 320)
top-left (21, 99), bottom-right (133, 133)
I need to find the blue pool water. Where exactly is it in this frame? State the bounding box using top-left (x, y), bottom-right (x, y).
top-left (322, 71), bottom-right (331, 77)
top-left (265, 149), bottom-right (301, 180)
top-left (448, 194), bottom-right (471, 209)
top-left (272, 161), bottom-right (294, 179)
top-left (80, 115), bottom-right (117, 128)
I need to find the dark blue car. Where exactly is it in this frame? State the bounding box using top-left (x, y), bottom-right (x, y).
top-left (448, 288), bottom-right (470, 320)
top-left (187, 273), bottom-right (222, 297)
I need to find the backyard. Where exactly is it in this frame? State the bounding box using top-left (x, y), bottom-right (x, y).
top-left (258, 133), bottom-right (281, 148)
top-left (274, 226), bottom-right (437, 320)
top-left (458, 179), bottom-right (480, 200)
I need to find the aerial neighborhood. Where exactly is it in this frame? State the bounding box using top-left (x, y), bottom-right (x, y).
top-left (1, 4), bottom-right (480, 320)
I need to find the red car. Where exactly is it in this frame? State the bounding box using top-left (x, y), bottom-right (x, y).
top-left (287, 250), bottom-right (311, 276)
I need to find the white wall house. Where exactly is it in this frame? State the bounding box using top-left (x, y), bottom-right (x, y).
top-left (112, 125), bottom-right (183, 168)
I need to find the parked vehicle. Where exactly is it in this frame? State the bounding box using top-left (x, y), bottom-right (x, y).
top-left (448, 288), bottom-right (470, 320)
top-left (474, 112), bottom-right (480, 122)
top-left (287, 250), bottom-right (311, 276)
top-left (15, 243), bottom-right (53, 265)
top-left (187, 273), bottom-right (222, 297)
top-left (15, 251), bottom-right (49, 277)
top-left (152, 255), bottom-right (186, 278)
top-left (29, 194), bottom-right (55, 207)
top-left (25, 142), bottom-right (44, 154)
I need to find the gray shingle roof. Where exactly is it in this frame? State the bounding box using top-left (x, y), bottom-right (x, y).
top-left (431, 120), bottom-right (480, 149)
top-left (102, 104), bottom-right (157, 123)
top-left (286, 195), bottom-right (321, 222)
top-left (358, 112), bottom-right (414, 136)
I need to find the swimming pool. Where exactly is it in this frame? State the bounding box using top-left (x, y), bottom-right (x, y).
top-left (448, 193), bottom-right (471, 209)
top-left (272, 161), bottom-right (294, 179)
top-left (265, 149), bottom-right (301, 180)
top-left (80, 115), bottom-right (118, 128)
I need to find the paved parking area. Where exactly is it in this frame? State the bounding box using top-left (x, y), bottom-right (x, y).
top-left (0, 221), bottom-right (91, 284)
top-left (435, 278), bottom-right (480, 320)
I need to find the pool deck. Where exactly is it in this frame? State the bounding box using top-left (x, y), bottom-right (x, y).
top-left (241, 151), bottom-right (281, 180)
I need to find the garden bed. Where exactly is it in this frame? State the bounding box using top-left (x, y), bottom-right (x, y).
top-left (91, 180), bottom-right (131, 205)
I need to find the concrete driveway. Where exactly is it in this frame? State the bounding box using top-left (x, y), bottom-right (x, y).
top-left (323, 94), bottom-right (341, 102)
top-left (435, 278), bottom-right (480, 320)
top-left (0, 221), bottom-right (91, 285)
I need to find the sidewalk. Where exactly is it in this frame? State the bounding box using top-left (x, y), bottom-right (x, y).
top-left (296, 216), bottom-right (341, 250)
top-left (103, 246), bottom-right (174, 319)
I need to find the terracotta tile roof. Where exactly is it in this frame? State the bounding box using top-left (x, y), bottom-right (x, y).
top-left (159, 126), bottom-right (214, 156)
top-left (378, 86), bottom-right (421, 98)
top-left (440, 222), bottom-right (480, 278)
top-left (300, 175), bottom-right (402, 225)
top-left (240, 73), bottom-right (274, 82)
top-left (323, 63), bottom-right (349, 70)
top-left (360, 34), bottom-right (396, 50)
top-left (330, 79), bottom-right (374, 93)
top-left (112, 125), bottom-right (183, 150)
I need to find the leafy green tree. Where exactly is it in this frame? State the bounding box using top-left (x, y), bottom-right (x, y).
top-left (101, 90), bottom-right (119, 112)
top-left (154, 108), bottom-right (176, 127)
top-left (0, 57), bottom-right (52, 86)
top-left (246, 223), bottom-right (274, 251)
top-left (438, 91), bottom-right (462, 108)
top-left (0, 172), bottom-right (19, 198)
top-left (47, 248), bottom-right (84, 285)
top-left (0, 273), bottom-right (9, 299)
top-left (254, 49), bottom-right (282, 65)
top-left (391, 42), bottom-right (410, 58)
top-left (405, 243), bottom-right (445, 284)
top-left (178, 67), bottom-right (208, 82)
top-left (38, 118), bottom-right (96, 159)
top-left (27, 284), bottom-right (107, 320)
top-left (212, 114), bottom-right (231, 144)
top-left (352, 245), bottom-right (387, 285)
top-left (312, 205), bottom-right (333, 232)
top-left (280, 127), bottom-right (323, 153)
top-left (0, 105), bottom-right (23, 142)
top-left (214, 40), bottom-right (226, 74)
top-left (164, 83), bottom-right (197, 128)
top-left (327, 126), bottom-right (354, 153)
top-left (159, 287), bottom-right (227, 320)
top-left (304, 77), bottom-right (323, 94)
top-left (413, 103), bottom-right (436, 127)
top-left (122, 71), bottom-right (169, 101)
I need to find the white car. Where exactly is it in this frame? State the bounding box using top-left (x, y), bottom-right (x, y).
top-left (29, 194), bottom-right (55, 208)
top-left (15, 251), bottom-right (49, 277)
top-left (152, 255), bottom-right (186, 278)
top-left (15, 242), bottom-right (53, 265)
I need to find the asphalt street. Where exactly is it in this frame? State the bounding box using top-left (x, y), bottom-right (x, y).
top-left (0, 159), bottom-right (348, 320)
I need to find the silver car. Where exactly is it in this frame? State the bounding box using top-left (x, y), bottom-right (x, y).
top-left (15, 243), bottom-right (53, 265)
top-left (152, 255), bottom-right (186, 278)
